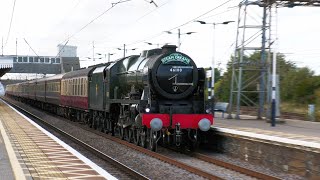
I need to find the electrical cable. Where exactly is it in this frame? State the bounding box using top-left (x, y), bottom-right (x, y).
top-left (23, 38), bottom-right (39, 57)
top-left (199, 6), bottom-right (238, 20)
top-left (165, 0), bottom-right (234, 32)
top-left (55, 0), bottom-right (82, 27)
top-left (135, 0), bottom-right (171, 22)
top-left (55, 0), bottom-right (124, 57)
top-left (55, 40), bottom-right (69, 58)
top-left (5, 0), bottom-right (17, 46)
top-left (92, 0), bottom-right (171, 50)
top-left (126, 0), bottom-right (234, 46)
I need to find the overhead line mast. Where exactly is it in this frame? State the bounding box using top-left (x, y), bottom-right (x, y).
top-left (228, 0), bottom-right (320, 123)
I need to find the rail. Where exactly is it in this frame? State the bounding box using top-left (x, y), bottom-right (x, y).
top-left (4, 97), bottom-right (281, 179)
top-left (2, 98), bottom-right (148, 180)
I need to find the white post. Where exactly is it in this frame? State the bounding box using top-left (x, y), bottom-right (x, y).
top-left (92, 41), bottom-right (95, 61)
top-left (271, 5), bottom-right (278, 127)
top-left (211, 24), bottom-right (216, 107)
top-left (16, 38), bottom-right (18, 56)
top-left (1, 37), bottom-right (3, 56)
top-left (123, 44), bottom-right (126, 57)
top-left (178, 29), bottom-right (181, 51)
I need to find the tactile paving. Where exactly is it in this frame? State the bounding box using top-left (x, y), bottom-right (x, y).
top-left (0, 101), bottom-right (107, 179)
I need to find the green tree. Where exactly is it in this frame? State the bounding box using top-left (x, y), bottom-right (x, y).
top-left (215, 52), bottom-right (318, 105)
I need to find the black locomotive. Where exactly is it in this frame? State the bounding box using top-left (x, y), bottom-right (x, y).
top-left (6, 45), bottom-right (213, 151)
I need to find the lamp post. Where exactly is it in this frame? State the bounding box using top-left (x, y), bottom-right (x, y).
top-left (145, 42), bottom-right (160, 48)
top-left (164, 29), bottom-right (196, 51)
top-left (271, 4), bottom-right (278, 127)
top-left (86, 57), bottom-right (102, 61)
top-left (96, 53), bottom-right (114, 63)
top-left (96, 53), bottom-right (106, 62)
top-left (118, 45), bottom-right (137, 57)
top-left (108, 53), bottom-right (114, 62)
top-left (195, 20), bottom-right (234, 115)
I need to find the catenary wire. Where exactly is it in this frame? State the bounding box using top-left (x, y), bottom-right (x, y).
top-left (56, 0), bottom-right (124, 57)
top-left (126, 0), bottom-right (235, 46)
top-left (92, 0), bottom-right (172, 49)
top-left (5, 0), bottom-right (17, 46)
top-left (23, 38), bottom-right (39, 57)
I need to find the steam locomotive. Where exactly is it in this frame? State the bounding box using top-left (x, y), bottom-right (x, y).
top-left (6, 45), bottom-right (213, 151)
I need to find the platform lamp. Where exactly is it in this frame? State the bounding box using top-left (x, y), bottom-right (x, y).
top-left (107, 53), bottom-right (115, 62)
top-left (164, 29), bottom-right (196, 51)
top-left (117, 45), bottom-right (137, 57)
top-left (145, 42), bottom-right (160, 48)
top-left (195, 20), bottom-right (234, 116)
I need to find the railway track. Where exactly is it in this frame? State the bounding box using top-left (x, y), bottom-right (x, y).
top-left (5, 97), bottom-right (282, 179)
top-left (191, 153), bottom-right (280, 180)
top-left (3, 99), bottom-right (148, 180)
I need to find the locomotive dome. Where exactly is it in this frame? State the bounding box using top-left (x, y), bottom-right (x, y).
top-left (151, 45), bottom-right (198, 99)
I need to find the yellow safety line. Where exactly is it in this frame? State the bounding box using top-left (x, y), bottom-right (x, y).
top-left (0, 116), bottom-right (26, 180)
top-left (0, 105), bottom-right (67, 179)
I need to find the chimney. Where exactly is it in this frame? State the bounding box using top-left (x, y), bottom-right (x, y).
top-left (161, 45), bottom-right (177, 54)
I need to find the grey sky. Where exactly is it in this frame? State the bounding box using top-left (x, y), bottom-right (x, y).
top-left (0, 0), bottom-right (319, 74)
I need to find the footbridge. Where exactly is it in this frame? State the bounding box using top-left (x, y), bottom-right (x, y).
top-left (0, 56), bottom-right (13, 77)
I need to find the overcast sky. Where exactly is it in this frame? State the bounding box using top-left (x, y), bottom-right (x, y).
top-left (0, 0), bottom-right (319, 74)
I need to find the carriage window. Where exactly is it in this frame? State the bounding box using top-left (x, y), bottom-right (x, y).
top-left (45, 58), bottom-right (50, 63)
top-left (51, 58), bottom-right (55, 63)
top-left (74, 79), bottom-right (76, 96)
top-left (64, 81), bottom-right (66, 95)
top-left (84, 79), bottom-right (87, 96)
top-left (18, 57), bottom-right (22, 62)
top-left (77, 79), bottom-right (80, 96)
top-left (34, 57), bottom-right (39, 62)
top-left (80, 78), bottom-right (83, 96)
top-left (56, 58), bottom-right (60, 63)
top-left (40, 58), bottom-right (44, 63)
top-left (76, 79), bottom-right (79, 96)
top-left (69, 80), bottom-right (71, 95)
top-left (66, 81), bottom-right (69, 95)
top-left (72, 79), bottom-right (76, 95)
top-left (29, 57), bottom-right (34, 63)
top-left (13, 57), bottom-right (17, 62)
top-left (23, 57), bottom-right (28, 62)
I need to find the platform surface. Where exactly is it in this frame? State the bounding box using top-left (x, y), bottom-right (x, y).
top-left (0, 125), bottom-right (15, 180)
top-left (214, 112), bottom-right (320, 148)
top-left (0, 99), bottom-right (116, 179)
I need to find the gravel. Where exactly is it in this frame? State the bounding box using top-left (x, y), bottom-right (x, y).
top-left (9, 99), bottom-right (204, 180)
top-left (198, 150), bottom-right (306, 180)
top-left (8, 98), bottom-right (307, 179)
top-left (158, 147), bottom-right (257, 180)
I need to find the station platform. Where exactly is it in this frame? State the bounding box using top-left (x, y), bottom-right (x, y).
top-left (213, 112), bottom-right (320, 149)
top-left (0, 99), bottom-right (116, 180)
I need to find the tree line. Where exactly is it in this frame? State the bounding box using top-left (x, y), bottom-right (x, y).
top-left (214, 51), bottom-right (320, 108)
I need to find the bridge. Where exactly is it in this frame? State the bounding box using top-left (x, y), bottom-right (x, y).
top-left (0, 56), bottom-right (13, 77)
